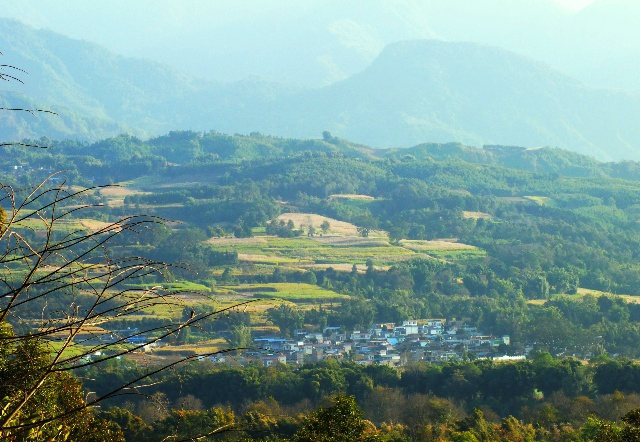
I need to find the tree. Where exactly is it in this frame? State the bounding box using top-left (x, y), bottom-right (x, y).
top-left (524, 307), bottom-right (578, 356)
top-left (266, 304), bottom-right (303, 338)
top-left (0, 58), bottom-right (253, 439)
top-left (387, 226), bottom-right (404, 245)
top-left (320, 220), bottom-right (331, 235)
top-left (0, 206), bottom-right (5, 233)
top-left (226, 323), bottom-right (253, 349)
top-left (0, 177), bottom-right (256, 438)
top-left (293, 395), bottom-right (376, 442)
top-left (357, 225), bottom-right (370, 238)
top-left (331, 298), bottom-right (375, 330)
top-left (233, 221), bottom-right (253, 238)
top-left (0, 323), bottom-right (124, 441)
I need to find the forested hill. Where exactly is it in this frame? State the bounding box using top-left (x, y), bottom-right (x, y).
top-left (8, 131), bottom-right (639, 182)
top-left (381, 142), bottom-right (640, 180)
top-left (4, 19), bottom-right (640, 160)
top-left (5, 130), bottom-right (640, 301)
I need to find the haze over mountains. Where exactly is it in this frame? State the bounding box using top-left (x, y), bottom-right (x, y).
top-left (2, 16), bottom-right (640, 161)
top-left (2, 0), bottom-right (639, 91)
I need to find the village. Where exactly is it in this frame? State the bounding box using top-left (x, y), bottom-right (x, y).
top-left (210, 319), bottom-right (521, 367)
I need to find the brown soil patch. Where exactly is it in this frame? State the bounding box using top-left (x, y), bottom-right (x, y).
top-left (312, 236), bottom-right (389, 247)
top-left (328, 194), bottom-right (376, 201)
top-left (79, 219), bottom-right (120, 232)
top-left (298, 263), bottom-right (391, 273)
top-left (99, 186), bottom-right (149, 197)
top-left (276, 213), bottom-right (358, 236)
top-left (206, 236), bottom-right (268, 245)
top-left (276, 213), bottom-right (386, 237)
top-left (463, 211), bottom-right (492, 220)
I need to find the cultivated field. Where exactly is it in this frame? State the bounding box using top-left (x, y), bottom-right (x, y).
top-left (220, 282), bottom-right (350, 303)
top-left (463, 211), bottom-right (492, 220)
top-left (328, 194), bottom-right (376, 201)
top-left (275, 212), bottom-right (359, 236)
top-left (207, 235), bottom-right (418, 269)
top-left (400, 239), bottom-right (486, 262)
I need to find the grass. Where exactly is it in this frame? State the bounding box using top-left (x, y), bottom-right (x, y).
top-left (122, 280), bottom-right (212, 293)
top-left (400, 240), bottom-right (486, 263)
top-left (524, 196), bottom-right (553, 206)
top-left (46, 341), bottom-right (132, 359)
top-left (157, 338), bottom-right (227, 355)
top-left (237, 254), bottom-right (306, 264)
top-left (463, 211), bottom-right (492, 220)
top-left (527, 287), bottom-right (640, 306)
top-left (220, 282), bottom-right (351, 302)
top-left (207, 235), bottom-right (417, 266)
top-left (164, 281), bottom-right (212, 292)
top-left (424, 248), bottom-right (487, 260)
top-left (11, 217), bottom-right (85, 233)
top-left (328, 194), bottom-right (376, 201)
top-left (46, 341), bottom-right (90, 359)
top-left (574, 288), bottom-right (640, 303)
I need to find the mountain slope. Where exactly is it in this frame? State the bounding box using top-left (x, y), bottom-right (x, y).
top-left (3, 20), bottom-right (640, 160)
top-left (0, 19), bottom-right (293, 141)
top-left (256, 40), bottom-right (640, 160)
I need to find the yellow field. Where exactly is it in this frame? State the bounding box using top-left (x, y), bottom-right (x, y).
top-left (400, 239), bottom-right (479, 251)
top-left (328, 194), bottom-right (376, 201)
top-left (276, 212), bottom-right (359, 236)
top-left (297, 263), bottom-right (391, 273)
top-left (527, 288), bottom-right (640, 306)
top-left (206, 237), bottom-right (268, 245)
top-left (463, 211), bottom-right (492, 220)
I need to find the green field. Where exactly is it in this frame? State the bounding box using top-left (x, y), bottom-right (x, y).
top-left (12, 217), bottom-right (85, 233)
top-left (524, 195), bottom-right (553, 206)
top-left (400, 239), bottom-right (486, 263)
top-left (220, 282), bottom-right (351, 302)
top-left (207, 235), bottom-right (418, 268)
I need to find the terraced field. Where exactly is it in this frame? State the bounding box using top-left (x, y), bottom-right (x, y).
top-left (400, 239), bottom-right (486, 262)
top-left (220, 282), bottom-right (350, 303)
top-left (207, 235), bottom-right (420, 269)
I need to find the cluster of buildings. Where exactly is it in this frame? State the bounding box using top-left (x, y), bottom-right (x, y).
top-left (212, 319), bottom-right (519, 367)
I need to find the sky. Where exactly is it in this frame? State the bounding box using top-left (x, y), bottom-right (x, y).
top-left (0, 0), bottom-right (633, 90)
top-left (553, 0), bottom-right (595, 9)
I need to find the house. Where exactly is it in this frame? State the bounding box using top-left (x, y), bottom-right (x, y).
top-left (426, 319), bottom-right (445, 327)
top-left (126, 336), bottom-right (147, 344)
top-left (284, 340), bottom-right (303, 351)
top-left (401, 320), bottom-right (419, 335)
top-left (375, 353), bottom-right (402, 367)
top-left (254, 337), bottom-right (287, 351)
top-left (323, 326), bottom-right (341, 335)
top-left (284, 350), bottom-right (304, 365)
top-left (261, 354), bottom-right (286, 366)
top-left (350, 330), bottom-right (372, 341)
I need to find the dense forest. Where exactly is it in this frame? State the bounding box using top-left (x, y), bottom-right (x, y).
top-left (5, 131), bottom-right (640, 440)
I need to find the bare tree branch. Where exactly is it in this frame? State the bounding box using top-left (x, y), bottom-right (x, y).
top-left (0, 175), bottom-right (257, 434)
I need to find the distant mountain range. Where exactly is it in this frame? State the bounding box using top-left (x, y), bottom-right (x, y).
top-left (2, 18), bottom-right (640, 161)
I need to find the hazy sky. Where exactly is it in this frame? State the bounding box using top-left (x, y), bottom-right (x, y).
top-left (0, 0), bottom-right (633, 89)
top-left (554, 0), bottom-right (595, 8)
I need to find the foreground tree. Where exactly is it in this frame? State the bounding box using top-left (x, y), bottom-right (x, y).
top-left (293, 395), bottom-right (377, 442)
top-left (0, 59), bottom-right (252, 438)
top-left (0, 322), bottom-right (124, 441)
